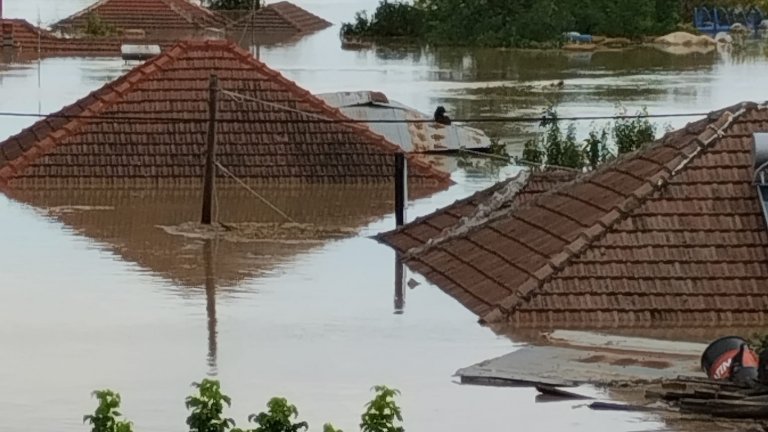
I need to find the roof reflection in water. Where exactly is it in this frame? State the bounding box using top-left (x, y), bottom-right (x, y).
top-left (11, 186), bottom-right (398, 289)
top-left (10, 185), bottom-right (399, 374)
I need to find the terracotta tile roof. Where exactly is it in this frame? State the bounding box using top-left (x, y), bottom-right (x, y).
top-left (227, 1), bottom-right (332, 35)
top-left (0, 40), bottom-right (451, 189)
top-left (378, 102), bottom-right (768, 329)
top-left (51, 0), bottom-right (227, 36)
top-left (377, 168), bottom-right (578, 254)
top-left (1, 19), bottom-right (123, 55)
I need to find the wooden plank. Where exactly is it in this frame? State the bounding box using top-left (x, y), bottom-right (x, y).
top-left (589, 402), bottom-right (667, 413)
top-left (680, 398), bottom-right (768, 419)
top-left (674, 375), bottom-right (751, 389)
top-left (535, 384), bottom-right (593, 400)
top-left (693, 389), bottom-right (746, 400)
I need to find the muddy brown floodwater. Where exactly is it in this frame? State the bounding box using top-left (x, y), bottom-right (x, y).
top-left (2, 0), bottom-right (768, 431)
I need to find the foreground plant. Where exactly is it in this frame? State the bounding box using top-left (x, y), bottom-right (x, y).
top-left (83, 390), bottom-right (134, 432)
top-left (234, 397), bottom-right (308, 432)
top-left (186, 379), bottom-right (236, 432)
top-left (360, 386), bottom-right (404, 432)
top-left (323, 423), bottom-right (343, 432)
top-left (84, 380), bottom-right (405, 432)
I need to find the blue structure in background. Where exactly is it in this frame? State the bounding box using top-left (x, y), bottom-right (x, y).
top-left (694, 6), bottom-right (764, 33)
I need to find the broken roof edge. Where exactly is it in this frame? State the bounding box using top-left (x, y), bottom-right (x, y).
top-left (374, 170), bottom-right (527, 248)
top-left (402, 170), bottom-right (532, 257)
top-left (480, 101), bottom-right (764, 325)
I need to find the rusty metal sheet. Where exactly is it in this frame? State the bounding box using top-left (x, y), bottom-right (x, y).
top-left (316, 91), bottom-right (492, 153)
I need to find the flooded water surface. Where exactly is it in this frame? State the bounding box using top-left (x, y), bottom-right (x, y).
top-left (2, 0), bottom-right (768, 431)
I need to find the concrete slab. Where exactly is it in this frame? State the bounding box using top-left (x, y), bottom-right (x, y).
top-left (548, 330), bottom-right (707, 357)
top-left (458, 333), bottom-right (707, 388)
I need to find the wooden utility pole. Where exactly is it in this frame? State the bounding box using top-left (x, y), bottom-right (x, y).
top-left (201, 74), bottom-right (219, 225)
top-left (394, 252), bottom-right (405, 314)
top-left (394, 152), bottom-right (406, 227)
top-left (203, 239), bottom-right (218, 373)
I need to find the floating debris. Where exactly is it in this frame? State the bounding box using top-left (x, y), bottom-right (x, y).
top-left (158, 222), bottom-right (358, 243)
top-left (42, 205), bottom-right (115, 216)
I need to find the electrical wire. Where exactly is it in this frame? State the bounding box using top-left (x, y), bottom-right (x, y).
top-left (0, 109), bottom-right (712, 125)
top-left (214, 161), bottom-right (295, 223)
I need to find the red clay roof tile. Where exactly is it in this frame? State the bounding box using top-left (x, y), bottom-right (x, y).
top-left (227, 1), bottom-right (331, 35)
top-left (379, 102), bottom-right (768, 329)
top-left (0, 40), bottom-right (450, 189)
top-left (51, 0), bottom-right (227, 36)
top-left (375, 168), bottom-right (578, 254)
top-left (0, 19), bottom-right (127, 55)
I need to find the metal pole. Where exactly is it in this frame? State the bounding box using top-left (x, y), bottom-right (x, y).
top-left (394, 252), bottom-right (405, 314)
top-left (250, 0), bottom-right (255, 51)
top-left (203, 240), bottom-right (218, 374)
top-left (201, 74), bottom-right (219, 225)
top-left (394, 153), bottom-right (406, 226)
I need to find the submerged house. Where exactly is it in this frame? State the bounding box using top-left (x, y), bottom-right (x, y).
top-left (48, 0), bottom-right (330, 45)
top-left (378, 102), bottom-right (768, 330)
top-left (0, 18), bottom-right (123, 56)
top-left (226, 1), bottom-right (332, 44)
top-left (50, 0), bottom-right (228, 38)
top-left (0, 40), bottom-right (450, 191)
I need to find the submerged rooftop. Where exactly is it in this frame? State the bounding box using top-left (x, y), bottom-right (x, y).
top-left (378, 102), bottom-right (768, 329)
top-left (51, 0), bottom-right (228, 36)
top-left (227, 1), bottom-right (332, 36)
top-left (0, 40), bottom-right (451, 189)
top-left (0, 18), bottom-right (124, 55)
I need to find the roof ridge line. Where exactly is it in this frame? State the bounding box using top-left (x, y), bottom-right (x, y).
top-left (401, 170), bottom-right (531, 259)
top-left (374, 172), bottom-right (522, 244)
top-left (480, 105), bottom-right (752, 325)
top-left (161, 0), bottom-right (224, 26)
top-left (222, 42), bottom-right (451, 185)
top-left (401, 167), bottom-right (594, 258)
top-left (0, 43), bottom-right (183, 184)
top-left (52, 0), bottom-right (112, 28)
top-left (268, 1), bottom-right (331, 31)
top-left (266, 1), bottom-right (304, 32)
top-left (158, 0), bottom-right (200, 25)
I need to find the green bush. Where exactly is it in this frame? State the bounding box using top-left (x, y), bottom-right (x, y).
top-left (85, 381), bottom-right (405, 432)
top-left (360, 386), bottom-right (404, 432)
top-left (234, 398), bottom-right (308, 432)
top-left (84, 13), bottom-right (116, 37)
top-left (341, 1), bottom-right (425, 40)
top-left (520, 106), bottom-right (656, 170)
top-left (185, 379), bottom-right (236, 432)
top-left (83, 390), bottom-right (134, 432)
top-left (613, 107), bottom-right (656, 154)
top-left (342, 0), bottom-right (685, 47)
